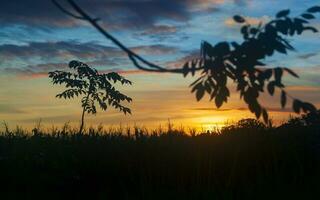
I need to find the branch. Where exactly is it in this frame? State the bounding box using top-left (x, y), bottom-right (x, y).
top-left (52, 0), bottom-right (194, 74)
top-left (52, 0), bottom-right (85, 20)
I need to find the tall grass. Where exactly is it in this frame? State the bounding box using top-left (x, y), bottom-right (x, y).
top-left (0, 118), bottom-right (319, 200)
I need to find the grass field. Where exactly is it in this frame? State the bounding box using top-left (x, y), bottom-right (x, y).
top-left (0, 117), bottom-right (319, 200)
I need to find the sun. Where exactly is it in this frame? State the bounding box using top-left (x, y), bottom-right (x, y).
top-left (195, 116), bottom-right (230, 132)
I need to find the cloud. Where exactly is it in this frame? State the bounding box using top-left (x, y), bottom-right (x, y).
top-left (131, 45), bottom-right (178, 55)
top-left (286, 85), bottom-right (320, 92)
top-left (0, 0), bottom-right (79, 27)
top-left (190, 107), bottom-right (294, 113)
top-left (135, 24), bottom-right (192, 42)
top-left (190, 107), bottom-right (247, 111)
top-left (0, 41), bottom-right (179, 76)
top-left (0, 41), bottom-right (123, 60)
top-left (139, 25), bottom-right (178, 36)
top-left (224, 15), bottom-right (270, 27)
top-left (0, 0), bottom-right (244, 30)
top-left (165, 50), bottom-right (200, 68)
top-left (0, 104), bottom-right (26, 114)
top-left (297, 53), bottom-right (318, 60)
top-left (0, 41), bottom-right (178, 60)
top-left (17, 114), bottom-right (78, 124)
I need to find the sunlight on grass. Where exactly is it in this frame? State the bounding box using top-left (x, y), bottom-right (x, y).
top-left (192, 115), bottom-right (236, 132)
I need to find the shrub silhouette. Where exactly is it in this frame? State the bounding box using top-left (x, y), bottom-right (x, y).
top-left (1, 116), bottom-right (320, 199)
top-left (52, 0), bottom-right (319, 123)
top-left (281, 109), bottom-right (320, 128)
top-left (234, 118), bottom-right (266, 130)
top-left (48, 60), bottom-right (132, 134)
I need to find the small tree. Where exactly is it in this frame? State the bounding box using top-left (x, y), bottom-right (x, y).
top-left (48, 60), bottom-right (132, 134)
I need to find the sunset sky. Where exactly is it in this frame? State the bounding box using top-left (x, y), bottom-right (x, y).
top-left (0, 0), bottom-right (320, 131)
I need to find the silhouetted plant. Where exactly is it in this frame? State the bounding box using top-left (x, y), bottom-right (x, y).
top-left (283, 109), bottom-right (320, 127)
top-left (235, 118), bottom-right (267, 130)
top-left (48, 60), bottom-right (132, 134)
top-left (184, 7), bottom-right (319, 124)
top-left (52, 0), bottom-right (319, 124)
top-left (302, 109), bottom-right (320, 126)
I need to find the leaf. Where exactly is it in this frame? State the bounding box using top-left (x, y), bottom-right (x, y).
top-left (250, 28), bottom-right (258, 35)
top-left (195, 86), bottom-right (205, 101)
top-left (293, 99), bottom-right (302, 114)
top-left (267, 81), bottom-right (275, 96)
top-left (276, 9), bottom-right (290, 18)
top-left (264, 69), bottom-right (273, 80)
top-left (213, 42), bottom-right (230, 57)
top-left (233, 15), bottom-right (245, 23)
top-left (262, 108), bottom-right (269, 124)
top-left (215, 94), bottom-right (224, 108)
top-left (182, 62), bottom-right (189, 77)
top-left (189, 76), bottom-right (203, 87)
top-left (241, 25), bottom-right (249, 35)
top-left (249, 102), bottom-right (261, 119)
top-left (201, 41), bottom-right (214, 57)
top-left (191, 82), bottom-right (202, 93)
top-left (302, 102), bottom-right (317, 113)
top-left (69, 60), bottom-right (80, 68)
top-left (284, 68), bottom-right (299, 78)
top-left (275, 41), bottom-right (287, 54)
top-left (276, 20), bottom-right (288, 35)
top-left (294, 18), bottom-right (309, 24)
top-left (210, 86), bottom-right (218, 101)
top-left (293, 18), bottom-right (304, 34)
top-left (307, 6), bottom-right (320, 13)
top-left (303, 26), bottom-right (319, 33)
top-left (191, 60), bottom-right (197, 76)
top-left (301, 13), bottom-right (315, 19)
top-left (274, 67), bottom-right (283, 85)
top-left (281, 90), bottom-right (287, 108)
top-left (204, 81), bottom-right (212, 93)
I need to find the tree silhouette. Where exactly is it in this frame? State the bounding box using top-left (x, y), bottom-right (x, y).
top-left (184, 7), bottom-right (319, 124)
top-left (52, 0), bottom-right (319, 124)
top-left (48, 60), bottom-right (132, 134)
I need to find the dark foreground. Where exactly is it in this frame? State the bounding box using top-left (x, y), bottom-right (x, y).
top-left (1, 118), bottom-right (320, 200)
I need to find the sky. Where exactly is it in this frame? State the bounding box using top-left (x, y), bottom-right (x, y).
top-left (0, 0), bottom-right (320, 131)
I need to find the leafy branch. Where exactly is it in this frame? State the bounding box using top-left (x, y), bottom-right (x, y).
top-left (186, 7), bottom-right (319, 123)
top-left (52, 0), bottom-right (320, 123)
top-left (49, 60), bottom-right (132, 134)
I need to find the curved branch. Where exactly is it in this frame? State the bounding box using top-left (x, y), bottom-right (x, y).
top-left (53, 0), bottom-right (194, 74)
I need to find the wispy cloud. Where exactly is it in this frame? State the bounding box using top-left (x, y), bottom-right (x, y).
top-left (297, 53), bottom-right (318, 60)
top-left (0, 104), bottom-right (26, 114)
top-left (224, 15), bottom-right (270, 27)
top-left (139, 25), bottom-right (178, 36)
top-left (0, 41), bottom-right (180, 77)
top-left (0, 0), bottom-right (238, 30)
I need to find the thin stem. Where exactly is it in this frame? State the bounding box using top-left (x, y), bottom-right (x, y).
top-left (79, 105), bottom-right (86, 135)
top-left (79, 92), bottom-right (90, 134)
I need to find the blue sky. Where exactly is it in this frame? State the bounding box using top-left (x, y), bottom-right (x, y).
top-left (0, 0), bottom-right (320, 130)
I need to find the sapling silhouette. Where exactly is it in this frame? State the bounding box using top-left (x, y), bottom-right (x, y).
top-left (48, 60), bottom-right (132, 134)
top-left (52, 0), bottom-right (319, 124)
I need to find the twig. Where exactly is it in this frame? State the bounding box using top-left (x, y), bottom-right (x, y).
top-left (52, 0), bottom-right (199, 74)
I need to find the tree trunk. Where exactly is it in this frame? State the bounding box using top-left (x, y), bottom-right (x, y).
top-left (79, 106), bottom-right (86, 135)
top-left (79, 92), bottom-right (90, 135)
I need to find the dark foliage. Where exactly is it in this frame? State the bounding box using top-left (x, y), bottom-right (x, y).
top-left (0, 116), bottom-right (319, 199)
top-left (48, 60), bottom-right (132, 133)
top-left (52, 1), bottom-right (319, 124)
top-left (280, 109), bottom-right (320, 128)
top-left (184, 7), bottom-right (319, 123)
